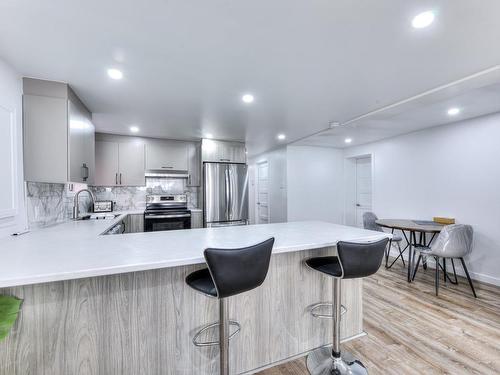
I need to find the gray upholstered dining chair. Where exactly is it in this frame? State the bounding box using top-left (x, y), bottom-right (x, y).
top-left (412, 224), bottom-right (476, 297)
top-left (363, 212), bottom-right (406, 269)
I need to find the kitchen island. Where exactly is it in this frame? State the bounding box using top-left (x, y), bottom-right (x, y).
top-left (0, 218), bottom-right (390, 375)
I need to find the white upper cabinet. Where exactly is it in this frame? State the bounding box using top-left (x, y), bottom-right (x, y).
top-left (95, 141), bottom-right (119, 186)
top-left (145, 139), bottom-right (188, 171)
top-left (68, 97), bottom-right (95, 184)
top-left (23, 78), bottom-right (95, 184)
top-left (187, 142), bottom-right (201, 186)
top-left (95, 139), bottom-right (145, 186)
top-left (119, 142), bottom-right (145, 186)
top-left (201, 139), bottom-right (246, 163)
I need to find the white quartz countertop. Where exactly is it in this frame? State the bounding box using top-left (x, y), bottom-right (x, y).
top-left (0, 214), bottom-right (390, 288)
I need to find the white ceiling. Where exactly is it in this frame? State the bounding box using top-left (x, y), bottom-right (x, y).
top-left (1, 1), bottom-right (500, 156)
top-left (296, 67), bottom-right (500, 148)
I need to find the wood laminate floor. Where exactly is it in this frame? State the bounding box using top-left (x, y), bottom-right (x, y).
top-left (258, 259), bottom-right (500, 375)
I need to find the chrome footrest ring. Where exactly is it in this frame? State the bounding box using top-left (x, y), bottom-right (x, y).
top-left (192, 320), bottom-right (241, 347)
top-left (309, 303), bottom-right (347, 319)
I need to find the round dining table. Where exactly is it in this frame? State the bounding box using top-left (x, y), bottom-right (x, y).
top-left (375, 219), bottom-right (445, 282)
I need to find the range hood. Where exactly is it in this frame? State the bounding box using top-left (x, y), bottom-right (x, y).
top-left (145, 169), bottom-right (189, 179)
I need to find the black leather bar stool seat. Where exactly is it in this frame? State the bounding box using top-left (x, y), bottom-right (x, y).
top-left (186, 268), bottom-right (217, 296)
top-left (306, 238), bottom-right (388, 375)
top-left (186, 237), bottom-right (275, 375)
top-left (305, 257), bottom-right (342, 277)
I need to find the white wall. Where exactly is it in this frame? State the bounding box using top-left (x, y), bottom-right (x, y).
top-left (0, 58), bottom-right (26, 237)
top-left (344, 112), bottom-right (500, 286)
top-left (249, 147), bottom-right (288, 224)
top-left (287, 145), bottom-right (344, 224)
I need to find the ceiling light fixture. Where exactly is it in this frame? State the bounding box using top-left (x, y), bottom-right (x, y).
top-left (412, 10), bottom-right (435, 29)
top-left (277, 134), bottom-right (286, 140)
top-left (447, 107), bottom-right (460, 116)
top-left (130, 126), bottom-right (139, 133)
top-left (344, 138), bottom-right (352, 144)
top-left (107, 68), bottom-right (123, 80)
top-left (242, 94), bottom-right (254, 104)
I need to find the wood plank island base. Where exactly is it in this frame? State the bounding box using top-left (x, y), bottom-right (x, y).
top-left (0, 221), bottom-right (389, 374)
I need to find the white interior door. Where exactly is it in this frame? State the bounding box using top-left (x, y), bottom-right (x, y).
top-left (256, 161), bottom-right (270, 224)
top-left (355, 156), bottom-right (372, 228)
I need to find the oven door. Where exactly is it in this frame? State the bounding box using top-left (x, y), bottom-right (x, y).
top-left (144, 212), bottom-right (191, 232)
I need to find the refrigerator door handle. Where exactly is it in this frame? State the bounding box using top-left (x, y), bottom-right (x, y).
top-left (228, 166), bottom-right (233, 220)
top-left (225, 166), bottom-right (230, 221)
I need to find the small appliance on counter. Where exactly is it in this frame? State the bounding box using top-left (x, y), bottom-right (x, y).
top-left (144, 194), bottom-right (191, 232)
top-left (93, 200), bottom-right (113, 213)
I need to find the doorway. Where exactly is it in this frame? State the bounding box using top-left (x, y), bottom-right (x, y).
top-left (256, 161), bottom-right (270, 224)
top-left (344, 154), bottom-right (373, 228)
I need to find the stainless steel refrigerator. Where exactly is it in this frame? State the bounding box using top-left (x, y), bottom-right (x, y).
top-left (203, 162), bottom-right (248, 227)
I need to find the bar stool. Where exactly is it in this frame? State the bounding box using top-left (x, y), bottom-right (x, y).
top-left (305, 238), bottom-right (388, 375)
top-left (186, 237), bottom-right (275, 375)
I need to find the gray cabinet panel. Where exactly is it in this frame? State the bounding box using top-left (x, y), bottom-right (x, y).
top-left (201, 139), bottom-right (246, 163)
top-left (119, 142), bottom-right (145, 186)
top-left (145, 139), bottom-right (187, 171)
top-left (68, 100), bottom-right (95, 184)
top-left (190, 210), bottom-right (203, 228)
top-left (187, 142), bottom-right (201, 186)
top-left (23, 95), bottom-right (68, 183)
top-left (95, 141), bottom-right (119, 186)
top-left (22, 79), bottom-right (94, 184)
top-left (94, 141), bottom-right (145, 186)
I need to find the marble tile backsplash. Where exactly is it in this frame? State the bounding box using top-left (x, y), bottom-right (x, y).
top-left (26, 178), bottom-right (200, 229)
top-left (91, 178), bottom-right (199, 211)
top-left (25, 182), bottom-right (89, 229)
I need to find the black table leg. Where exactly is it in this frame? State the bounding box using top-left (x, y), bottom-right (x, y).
top-left (407, 231), bottom-right (415, 282)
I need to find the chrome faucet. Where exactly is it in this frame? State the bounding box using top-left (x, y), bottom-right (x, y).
top-left (72, 188), bottom-right (96, 220)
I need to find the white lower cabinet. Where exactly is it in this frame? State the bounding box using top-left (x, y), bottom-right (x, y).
top-left (95, 141), bottom-right (145, 186)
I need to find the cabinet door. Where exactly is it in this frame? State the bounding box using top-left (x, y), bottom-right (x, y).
top-left (187, 142), bottom-right (201, 186)
top-left (23, 95), bottom-right (68, 183)
top-left (119, 142), bottom-right (145, 186)
top-left (146, 139), bottom-right (188, 170)
top-left (95, 141), bottom-right (119, 186)
top-left (68, 100), bottom-right (95, 184)
top-left (202, 139), bottom-right (246, 163)
top-left (223, 142), bottom-right (246, 163)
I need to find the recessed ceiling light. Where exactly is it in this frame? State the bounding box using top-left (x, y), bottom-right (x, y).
top-left (206, 133), bottom-right (214, 139)
top-left (344, 138), bottom-right (352, 144)
top-left (412, 11), bottom-right (435, 29)
top-left (242, 94), bottom-right (254, 104)
top-left (447, 107), bottom-right (460, 116)
top-left (130, 126), bottom-right (139, 133)
top-left (107, 68), bottom-right (123, 80)
top-left (277, 134), bottom-right (286, 140)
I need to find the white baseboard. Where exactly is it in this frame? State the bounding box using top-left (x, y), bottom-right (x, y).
top-left (387, 247), bottom-right (500, 287)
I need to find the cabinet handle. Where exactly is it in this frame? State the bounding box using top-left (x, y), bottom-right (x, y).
top-left (119, 173), bottom-right (122, 185)
top-left (115, 173), bottom-right (118, 185)
top-left (161, 166), bottom-right (174, 169)
top-left (219, 158), bottom-right (230, 162)
top-left (188, 174), bottom-right (191, 185)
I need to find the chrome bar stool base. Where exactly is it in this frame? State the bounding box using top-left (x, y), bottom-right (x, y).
top-left (307, 347), bottom-right (368, 375)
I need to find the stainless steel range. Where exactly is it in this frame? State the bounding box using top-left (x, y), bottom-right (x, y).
top-left (144, 194), bottom-right (191, 232)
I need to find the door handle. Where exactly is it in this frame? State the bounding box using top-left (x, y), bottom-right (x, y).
top-left (115, 173), bottom-right (118, 185)
top-left (356, 203), bottom-right (361, 207)
top-left (119, 173), bottom-right (122, 185)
